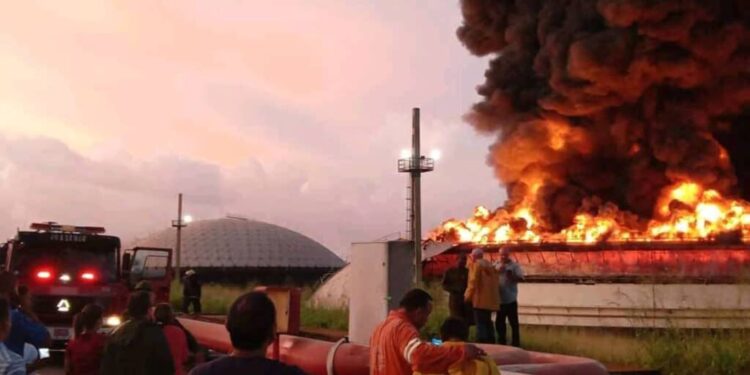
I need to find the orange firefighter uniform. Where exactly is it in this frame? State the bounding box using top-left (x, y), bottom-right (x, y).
top-left (370, 310), bottom-right (466, 375)
top-left (415, 341), bottom-right (501, 375)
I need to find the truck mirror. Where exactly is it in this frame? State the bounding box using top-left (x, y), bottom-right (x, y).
top-left (122, 253), bottom-right (132, 275)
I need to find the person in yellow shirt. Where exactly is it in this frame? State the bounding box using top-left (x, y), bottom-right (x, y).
top-left (464, 248), bottom-right (500, 344)
top-left (416, 317), bottom-right (500, 375)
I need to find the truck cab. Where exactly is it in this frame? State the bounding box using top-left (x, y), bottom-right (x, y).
top-left (1, 223), bottom-right (173, 350)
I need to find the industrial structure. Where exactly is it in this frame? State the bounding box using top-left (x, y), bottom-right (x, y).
top-left (423, 241), bottom-right (750, 329)
top-left (130, 216), bottom-right (345, 284)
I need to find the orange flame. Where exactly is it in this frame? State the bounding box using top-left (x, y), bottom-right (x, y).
top-left (429, 181), bottom-right (750, 244)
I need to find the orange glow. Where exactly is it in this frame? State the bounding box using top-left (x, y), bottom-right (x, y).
top-left (547, 121), bottom-right (569, 151)
top-left (429, 181), bottom-right (750, 245)
top-left (549, 133), bottom-right (565, 150)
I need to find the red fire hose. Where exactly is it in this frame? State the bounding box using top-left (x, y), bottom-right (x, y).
top-left (178, 317), bottom-right (607, 375)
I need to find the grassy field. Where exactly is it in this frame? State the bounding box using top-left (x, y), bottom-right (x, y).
top-left (523, 326), bottom-right (750, 374)
top-left (169, 281), bottom-right (348, 330)
top-left (171, 282), bottom-right (750, 374)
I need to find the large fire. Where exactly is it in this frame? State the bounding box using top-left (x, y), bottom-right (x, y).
top-left (450, 0), bottom-right (750, 248)
top-left (430, 182), bottom-right (750, 245)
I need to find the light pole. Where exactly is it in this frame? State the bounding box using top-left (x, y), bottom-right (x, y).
top-left (398, 108), bottom-right (435, 285)
top-left (172, 193), bottom-right (188, 282)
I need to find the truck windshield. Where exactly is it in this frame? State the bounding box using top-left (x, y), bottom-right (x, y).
top-left (11, 243), bottom-right (118, 283)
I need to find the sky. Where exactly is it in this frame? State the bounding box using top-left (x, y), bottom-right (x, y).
top-left (0, 1), bottom-right (506, 259)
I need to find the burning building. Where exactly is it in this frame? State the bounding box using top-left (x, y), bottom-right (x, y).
top-left (423, 0), bottom-right (750, 328)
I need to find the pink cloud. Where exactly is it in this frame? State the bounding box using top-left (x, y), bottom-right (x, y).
top-left (0, 1), bottom-right (504, 255)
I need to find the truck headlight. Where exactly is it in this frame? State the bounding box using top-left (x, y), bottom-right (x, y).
top-left (105, 315), bottom-right (121, 327)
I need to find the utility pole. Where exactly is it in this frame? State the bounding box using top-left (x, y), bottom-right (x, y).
top-left (172, 193), bottom-right (187, 282)
top-left (398, 108), bottom-right (434, 285)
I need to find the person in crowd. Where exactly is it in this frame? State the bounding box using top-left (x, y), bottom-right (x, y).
top-left (182, 270), bottom-right (202, 314)
top-left (136, 280), bottom-right (204, 366)
top-left (0, 273), bottom-right (49, 358)
top-left (121, 281), bottom-right (154, 322)
top-left (494, 248), bottom-right (524, 347)
top-left (464, 248), bottom-right (500, 344)
top-left (442, 254), bottom-right (473, 325)
top-left (154, 303), bottom-right (190, 375)
top-left (370, 289), bottom-right (486, 375)
top-left (0, 297), bottom-right (25, 375)
top-left (188, 291), bottom-right (306, 375)
top-left (100, 291), bottom-right (175, 375)
top-left (416, 317), bottom-right (500, 375)
top-left (65, 304), bottom-right (106, 375)
top-left (134, 281), bottom-right (156, 303)
top-left (14, 286), bottom-right (41, 366)
top-left (132, 280), bottom-right (160, 321)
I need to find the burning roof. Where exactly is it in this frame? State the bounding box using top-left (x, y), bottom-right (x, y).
top-left (432, 0), bottom-right (750, 245)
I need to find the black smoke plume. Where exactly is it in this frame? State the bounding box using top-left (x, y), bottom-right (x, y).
top-left (457, 0), bottom-right (750, 230)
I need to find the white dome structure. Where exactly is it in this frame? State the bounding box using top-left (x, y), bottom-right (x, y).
top-left (130, 216), bottom-right (344, 283)
top-left (310, 265), bottom-right (350, 308)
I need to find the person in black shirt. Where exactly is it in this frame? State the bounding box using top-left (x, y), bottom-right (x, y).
top-left (441, 254), bottom-right (473, 325)
top-left (188, 291), bottom-right (306, 375)
top-left (100, 291), bottom-right (175, 375)
top-left (181, 270), bottom-right (202, 314)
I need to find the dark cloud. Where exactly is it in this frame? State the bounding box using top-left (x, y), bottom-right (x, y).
top-left (458, 0), bottom-right (750, 229)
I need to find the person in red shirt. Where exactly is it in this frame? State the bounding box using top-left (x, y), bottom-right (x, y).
top-left (65, 304), bottom-right (106, 375)
top-left (370, 289), bottom-right (486, 375)
top-left (154, 303), bottom-right (190, 375)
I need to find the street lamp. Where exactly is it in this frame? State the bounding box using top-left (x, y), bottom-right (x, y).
top-left (397, 108), bottom-right (436, 285)
top-left (430, 149), bottom-right (442, 161)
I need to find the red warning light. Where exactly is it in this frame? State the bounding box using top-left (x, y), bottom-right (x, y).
top-left (35, 269), bottom-right (54, 281)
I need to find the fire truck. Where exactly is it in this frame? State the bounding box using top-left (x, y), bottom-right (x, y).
top-left (0, 222), bottom-right (173, 350)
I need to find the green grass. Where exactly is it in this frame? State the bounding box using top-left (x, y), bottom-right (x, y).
top-left (638, 329), bottom-right (750, 375)
top-left (520, 326), bottom-right (750, 375)
top-left (170, 281), bottom-right (252, 314)
top-left (170, 282), bottom-right (349, 331)
top-left (522, 326), bottom-right (643, 366)
top-left (298, 286), bottom-right (349, 330)
top-left (300, 304), bottom-right (349, 331)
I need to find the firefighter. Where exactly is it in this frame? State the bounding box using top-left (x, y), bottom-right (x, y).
top-left (181, 270), bottom-right (201, 314)
top-left (464, 248), bottom-right (500, 344)
top-left (369, 289), bottom-right (486, 375)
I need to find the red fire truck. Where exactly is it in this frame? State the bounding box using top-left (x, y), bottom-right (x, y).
top-left (0, 222), bottom-right (173, 351)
